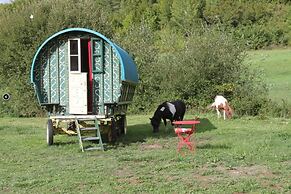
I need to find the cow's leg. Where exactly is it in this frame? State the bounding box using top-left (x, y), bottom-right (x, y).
top-left (163, 118), bottom-right (167, 126)
top-left (180, 112), bottom-right (185, 121)
top-left (164, 119), bottom-right (173, 132)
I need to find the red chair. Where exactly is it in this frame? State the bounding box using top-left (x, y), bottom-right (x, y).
top-left (173, 120), bottom-right (200, 154)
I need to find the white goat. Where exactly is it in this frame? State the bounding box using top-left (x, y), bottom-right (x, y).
top-left (210, 95), bottom-right (233, 120)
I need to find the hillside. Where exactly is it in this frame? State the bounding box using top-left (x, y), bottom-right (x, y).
top-left (247, 48), bottom-right (291, 103)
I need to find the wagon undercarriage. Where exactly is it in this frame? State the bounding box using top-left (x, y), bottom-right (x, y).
top-left (47, 114), bottom-right (127, 151)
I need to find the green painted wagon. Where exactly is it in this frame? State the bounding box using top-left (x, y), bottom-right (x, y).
top-left (31, 28), bottom-right (138, 151)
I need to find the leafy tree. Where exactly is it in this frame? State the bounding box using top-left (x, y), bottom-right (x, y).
top-left (158, 0), bottom-right (173, 26)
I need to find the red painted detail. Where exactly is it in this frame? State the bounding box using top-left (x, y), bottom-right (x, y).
top-left (172, 120), bottom-right (200, 125)
top-left (88, 40), bottom-right (93, 113)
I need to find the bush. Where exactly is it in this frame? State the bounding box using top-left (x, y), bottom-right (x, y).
top-left (205, 0), bottom-right (290, 49)
top-left (258, 99), bottom-right (291, 118)
top-left (126, 26), bottom-right (269, 116)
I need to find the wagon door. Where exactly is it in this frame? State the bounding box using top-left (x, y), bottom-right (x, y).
top-left (91, 38), bottom-right (105, 114)
top-left (68, 39), bottom-right (88, 114)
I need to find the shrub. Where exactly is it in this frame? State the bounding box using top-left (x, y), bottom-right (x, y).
top-left (127, 26), bottom-right (269, 116)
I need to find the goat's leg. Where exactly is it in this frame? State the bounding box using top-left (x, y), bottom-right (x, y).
top-left (216, 108), bottom-right (221, 118)
top-left (223, 110), bottom-right (226, 120)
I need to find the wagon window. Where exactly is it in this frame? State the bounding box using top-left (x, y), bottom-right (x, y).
top-left (69, 39), bottom-right (80, 72)
top-left (70, 40), bottom-right (78, 55)
top-left (70, 56), bottom-right (79, 71)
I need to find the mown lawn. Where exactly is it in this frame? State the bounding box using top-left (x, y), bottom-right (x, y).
top-left (246, 48), bottom-right (291, 103)
top-left (0, 115), bottom-right (290, 193)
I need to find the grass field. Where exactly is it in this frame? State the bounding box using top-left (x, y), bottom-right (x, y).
top-left (0, 115), bottom-right (290, 193)
top-left (246, 48), bottom-right (291, 103)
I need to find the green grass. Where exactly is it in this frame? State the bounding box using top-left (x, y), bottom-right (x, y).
top-left (0, 115), bottom-right (290, 193)
top-left (246, 48), bottom-right (291, 103)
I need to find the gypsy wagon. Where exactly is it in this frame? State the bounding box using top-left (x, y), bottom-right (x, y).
top-left (30, 28), bottom-right (138, 151)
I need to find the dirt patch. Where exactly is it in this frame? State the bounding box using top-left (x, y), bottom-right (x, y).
top-left (140, 143), bottom-right (163, 150)
top-left (114, 167), bottom-right (133, 178)
top-left (193, 174), bottom-right (222, 187)
top-left (281, 160), bottom-right (291, 166)
top-left (114, 167), bottom-right (141, 185)
top-left (217, 165), bottom-right (274, 178)
top-left (191, 166), bottom-right (223, 188)
top-left (192, 164), bottom-right (282, 191)
top-left (117, 176), bottom-right (141, 185)
top-left (197, 136), bottom-right (213, 144)
top-left (260, 179), bottom-right (284, 191)
top-left (1, 187), bottom-right (11, 193)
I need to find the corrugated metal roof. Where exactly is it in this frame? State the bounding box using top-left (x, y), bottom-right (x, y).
top-left (30, 28), bottom-right (139, 83)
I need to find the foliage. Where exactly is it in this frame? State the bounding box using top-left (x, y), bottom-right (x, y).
top-left (126, 26), bottom-right (269, 116)
top-left (0, 0), bottom-right (290, 117)
top-left (204, 0), bottom-right (290, 49)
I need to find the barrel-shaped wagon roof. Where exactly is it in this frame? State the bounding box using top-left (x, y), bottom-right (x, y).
top-left (30, 28), bottom-right (138, 84)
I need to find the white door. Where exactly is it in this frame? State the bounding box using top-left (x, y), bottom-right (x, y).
top-left (69, 73), bottom-right (87, 114)
top-left (68, 38), bottom-right (87, 114)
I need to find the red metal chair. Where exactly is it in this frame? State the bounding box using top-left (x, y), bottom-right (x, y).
top-left (173, 120), bottom-right (200, 154)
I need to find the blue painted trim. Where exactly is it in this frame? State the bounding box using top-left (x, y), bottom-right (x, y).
top-left (30, 28), bottom-right (138, 84)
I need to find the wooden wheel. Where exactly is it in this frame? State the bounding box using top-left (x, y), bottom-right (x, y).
top-left (123, 115), bottom-right (127, 135)
top-left (118, 115), bottom-right (127, 135)
top-left (109, 117), bottom-right (118, 142)
top-left (107, 115), bottom-right (127, 142)
top-left (47, 119), bottom-right (54, 145)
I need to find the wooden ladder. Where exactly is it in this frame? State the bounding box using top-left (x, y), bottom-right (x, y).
top-left (75, 117), bottom-right (104, 152)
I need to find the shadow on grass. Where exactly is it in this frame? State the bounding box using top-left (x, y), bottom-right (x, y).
top-left (53, 141), bottom-right (77, 146)
top-left (113, 123), bottom-right (170, 146)
top-left (196, 118), bottom-right (217, 132)
top-left (110, 117), bottom-right (217, 148)
top-left (50, 118), bottom-right (217, 149)
top-left (197, 143), bottom-right (231, 149)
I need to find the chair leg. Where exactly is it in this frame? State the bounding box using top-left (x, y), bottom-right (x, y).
top-left (176, 133), bottom-right (194, 153)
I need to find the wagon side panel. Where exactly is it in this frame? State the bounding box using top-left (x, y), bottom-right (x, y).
top-left (58, 38), bottom-right (69, 111)
top-left (91, 38), bottom-right (104, 114)
top-left (112, 47), bottom-right (122, 103)
top-left (49, 43), bottom-right (60, 104)
top-left (41, 49), bottom-right (50, 104)
top-left (103, 42), bottom-right (112, 104)
top-left (103, 42), bottom-right (121, 104)
top-left (33, 39), bottom-right (69, 112)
